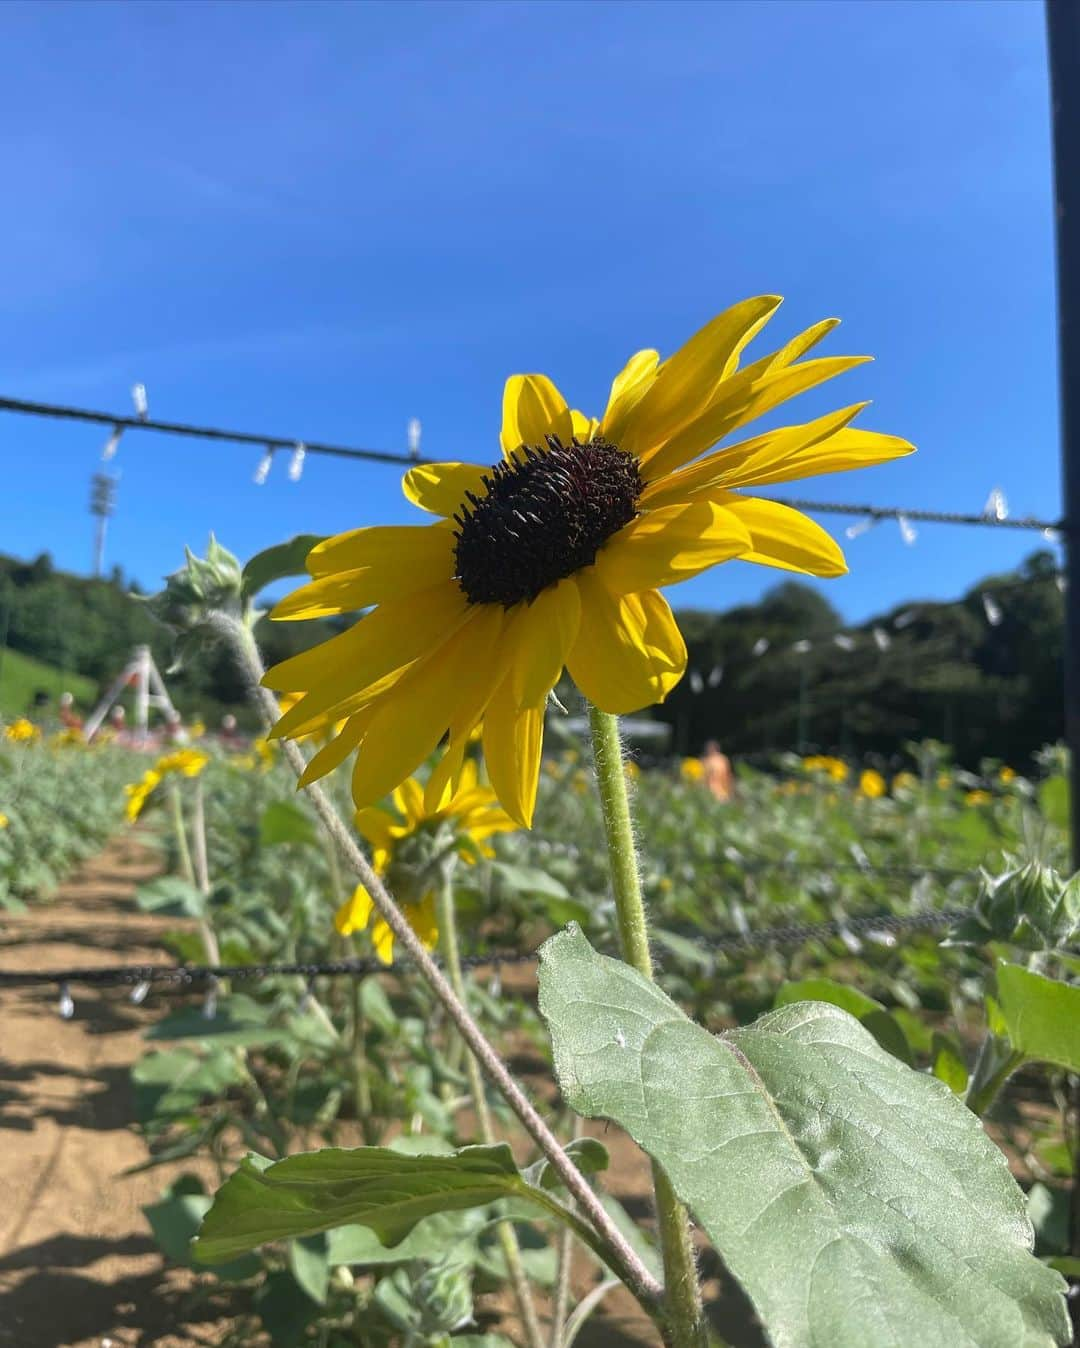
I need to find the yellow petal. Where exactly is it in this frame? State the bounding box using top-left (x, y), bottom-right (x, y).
top-left (273, 664), bottom-right (407, 744)
top-left (511, 579), bottom-right (581, 707)
top-left (391, 776), bottom-right (426, 829)
top-left (600, 349), bottom-right (660, 441)
top-left (351, 605), bottom-right (505, 811)
top-left (721, 424), bottom-right (915, 490)
top-left (719, 494), bottom-right (848, 577)
top-left (595, 501), bottom-right (752, 593)
top-left (641, 404), bottom-right (868, 507)
top-left (265, 581), bottom-right (467, 709)
top-left (640, 355), bottom-right (871, 481)
top-left (423, 735), bottom-right (471, 815)
top-left (566, 570), bottom-right (686, 713)
top-left (402, 462), bottom-right (491, 517)
top-left (272, 537), bottom-right (453, 619)
top-left (335, 884), bottom-right (374, 936)
top-left (353, 805), bottom-right (400, 855)
top-left (617, 298), bottom-right (783, 459)
top-left (483, 676), bottom-right (544, 828)
top-left (570, 409), bottom-right (600, 442)
top-left (500, 374), bottom-right (574, 456)
top-left (371, 918), bottom-right (396, 965)
top-left (306, 521), bottom-right (454, 579)
top-left (297, 713), bottom-right (369, 787)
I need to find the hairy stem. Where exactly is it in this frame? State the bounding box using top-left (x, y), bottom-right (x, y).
top-left (208, 611), bottom-right (663, 1315)
top-left (550, 1112), bottom-right (585, 1348)
top-left (435, 868), bottom-right (546, 1348)
top-left (587, 704), bottom-right (708, 1348)
top-left (190, 778), bottom-right (221, 966)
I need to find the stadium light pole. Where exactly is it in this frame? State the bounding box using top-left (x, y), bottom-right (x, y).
top-left (89, 472), bottom-right (117, 578)
top-left (1048, 0), bottom-right (1080, 871)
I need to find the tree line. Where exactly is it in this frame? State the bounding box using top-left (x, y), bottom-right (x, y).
top-left (0, 548), bottom-right (1064, 766)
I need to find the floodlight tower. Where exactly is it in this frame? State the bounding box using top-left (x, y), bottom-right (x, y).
top-left (90, 471), bottom-right (118, 577)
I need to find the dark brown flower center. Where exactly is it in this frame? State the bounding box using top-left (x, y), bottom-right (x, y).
top-left (452, 436), bottom-right (643, 607)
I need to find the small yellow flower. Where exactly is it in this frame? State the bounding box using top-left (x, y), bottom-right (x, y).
top-left (335, 762), bottom-right (518, 965)
top-left (892, 771), bottom-right (918, 793)
top-left (858, 769), bottom-right (886, 799)
top-left (4, 718), bottom-right (40, 743)
top-left (802, 755), bottom-right (848, 782)
top-left (965, 789), bottom-right (993, 807)
top-left (266, 298), bottom-right (912, 827)
top-left (335, 885), bottom-right (439, 965)
top-left (680, 757), bottom-right (705, 783)
top-left (189, 720), bottom-right (206, 739)
top-left (124, 769), bottom-right (163, 822)
top-left (155, 748), bottom-right (210, 778)
top-left (937, 773), bottom-right (952, 790)
top-left (0, 812), bottom-right (8, 829)
top-left (50, 728), bottom-right (85, 748)
top-left (999, 766), bottom-right (1016, 784)
top-left (624, 760), bottom-right (640, 781)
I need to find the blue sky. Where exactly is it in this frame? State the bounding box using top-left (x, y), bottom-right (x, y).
top-left (0, 0), bottom-right (1059, 624)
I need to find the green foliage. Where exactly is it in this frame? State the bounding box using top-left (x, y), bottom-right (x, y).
top-left (537, 925), bottom-right (1070, 1348)
top-left (0, 647), bottom-right (96, 717)
top-left (995, 962), bottom-right (1080, 1073)
top-left (241, 535), bottom-right (327, 602)
top-left (195, 1143), bottom-right (536, 1263)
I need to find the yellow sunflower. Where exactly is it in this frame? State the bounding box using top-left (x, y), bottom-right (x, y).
top-left (5, 717), bottom-right (40, 744)
top-left (335, 761), bottom-right (517, 963)
top-left (858, 768), bottom-right (887, 799)
top-left (266, 297), bottom-right (912, 826)
top-left (124, 769), bottom-right (163, 822)
top-left (155, 747), bottom-right (210, 778)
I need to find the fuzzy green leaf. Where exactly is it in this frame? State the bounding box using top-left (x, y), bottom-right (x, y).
top-left (995, 963), bottom-right (1080, 1073)
top-left (194, 1144), bottom-right (522, 1265)
top-left (538, 925), bottom-right (1069, 1348)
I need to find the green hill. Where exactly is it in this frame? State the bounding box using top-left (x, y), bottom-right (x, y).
top-left (0, 648), bottom-right (96, 718)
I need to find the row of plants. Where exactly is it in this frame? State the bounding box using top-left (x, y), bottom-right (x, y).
top-left (104, 699), bottom-right (1079, 1346)
top-left (0, 718), bottom-right (142, 908)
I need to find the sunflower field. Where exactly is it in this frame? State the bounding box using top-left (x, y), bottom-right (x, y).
top-left (5, 299), bottom-right (1080, 1347)
top-left (5, 702), bottom-right (1077, 1346)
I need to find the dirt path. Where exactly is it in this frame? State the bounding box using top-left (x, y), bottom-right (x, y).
top-left (0, 835), bottom-right (230, 1348)
top-left (0, 838), bottom-right (756, 1348)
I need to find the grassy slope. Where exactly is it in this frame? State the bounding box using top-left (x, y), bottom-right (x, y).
top-left (0, 648), bottom-right (97, 718)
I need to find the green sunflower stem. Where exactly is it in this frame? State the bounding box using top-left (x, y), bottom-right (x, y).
top-left (168, 778), bottom-right (196, 887)
top-left (434, 867), bottom-right (546, 1348)
top-left (587, 704), bottom-right (709, 1348)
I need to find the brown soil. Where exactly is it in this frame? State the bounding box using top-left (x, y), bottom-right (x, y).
top-left (0, 838), bottom-right (762, 1348)
top-left (0, 835), bottom-right (233, 1348)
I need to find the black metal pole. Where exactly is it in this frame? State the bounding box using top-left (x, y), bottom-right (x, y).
top-left (1047, 0), bottom-right (1080, 1278)
top-left (1048, 0), bottom-right (1080, 874)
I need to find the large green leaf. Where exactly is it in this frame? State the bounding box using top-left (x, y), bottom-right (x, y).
top-left (995, 962), bottom-right (1080, 1073)
top-left (775, 976), bottom-right (911, 1064)
top-left (194, 1144), bottom-right (522, 1265)
top-left (241, 535), bottom-right (326, 601)
top-left (538, 925), bottom-right (1069, 1348)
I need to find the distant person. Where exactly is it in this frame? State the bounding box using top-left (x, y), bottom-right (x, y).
top-left (701, 740), bottom-right (734, 802)
top-left (219, 713), bottom-right (242, 748)
top-left (58, 691), bottom-right (83, 730)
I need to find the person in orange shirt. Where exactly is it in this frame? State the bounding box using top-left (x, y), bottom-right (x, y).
top-left (701, 740), bottom-right (734, 802)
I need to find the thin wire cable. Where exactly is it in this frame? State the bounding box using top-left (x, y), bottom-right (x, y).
top-left (0, 394), bottom-right (1065, 533)
top-left (0, 906), bottom-right (975, 990)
